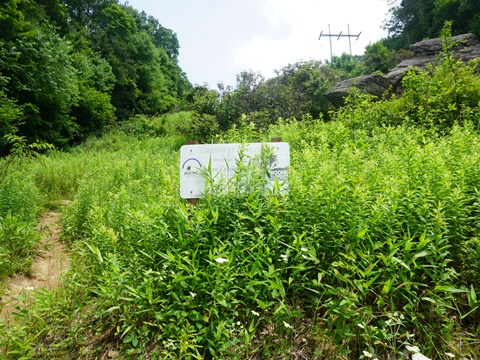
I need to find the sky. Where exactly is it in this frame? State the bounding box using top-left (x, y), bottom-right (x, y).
top-left (125, 0), bottom-right (391, 88)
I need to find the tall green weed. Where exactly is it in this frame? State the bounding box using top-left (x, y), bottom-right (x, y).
top-left (7, 120), bottom-right (480, 359)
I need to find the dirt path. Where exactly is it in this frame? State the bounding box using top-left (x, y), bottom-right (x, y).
top-left (0, 211), bottom-right (70, 323)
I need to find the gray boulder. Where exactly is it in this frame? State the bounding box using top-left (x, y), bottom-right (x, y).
top-left (386, 33), bottom-right (480, 90)
top-left (325, 33), bottom-right (480, 106)
top-left (324, 74), bottom-right (393, 106)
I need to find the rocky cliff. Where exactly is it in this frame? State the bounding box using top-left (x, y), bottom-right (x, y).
top-left (324, 33), bottom-right (480, 106)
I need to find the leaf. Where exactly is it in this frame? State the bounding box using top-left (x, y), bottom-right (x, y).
top-left (83, 242), bottom-right (103, 264)
top-left (413, 250), bottom-right (430, 259)
top-left (382, 278), bottom-right (394, 294)
top-left (434, 286), bottom-right (467, 293)
top-left (392, 256), bottom-right (410, 271)
top-left (468, 285), bottom-right (477, 307)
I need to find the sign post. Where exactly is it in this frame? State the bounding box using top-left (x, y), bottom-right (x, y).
top-left (180, 141), bottom-right (290, 199)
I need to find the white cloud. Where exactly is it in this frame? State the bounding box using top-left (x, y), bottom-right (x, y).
top-left (126, 0), bottom-right (390, 87)
top-left (232, 0), bottom-right (389, 80)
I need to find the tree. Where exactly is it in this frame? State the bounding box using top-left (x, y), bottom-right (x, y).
top-left (327, 53), bottom-right (365, 79)
top-left (0, 21), bottom-right (79, 147)
top-left (213, 62), bottom-right (342, 130)
top-left (0, 0), bottom-right (191, 153)
top-left (383, 0), bottom-right (480, 50)
top-left (364, 41), bottom-right (395, 74)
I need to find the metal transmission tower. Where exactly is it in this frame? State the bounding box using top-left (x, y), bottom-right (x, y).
top-left (318, 24), bottom-right (361, 61)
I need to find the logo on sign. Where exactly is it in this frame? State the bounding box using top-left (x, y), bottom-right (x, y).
top-left (269, 155), bottom-right (288, 181)
top-left (182, 158), bottom-right (202, 177)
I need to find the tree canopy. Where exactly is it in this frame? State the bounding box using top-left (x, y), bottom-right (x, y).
top-left (0, 0), bottom-right (190, 153)
top-left (382, 0), bottom-right (480, 50)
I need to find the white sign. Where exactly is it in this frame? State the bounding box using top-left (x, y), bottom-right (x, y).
top-left (180, 142), bottom-right (290, 199)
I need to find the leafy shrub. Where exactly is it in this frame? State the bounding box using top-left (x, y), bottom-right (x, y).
top-left (120, 115), bottom-right (166, 138)
top-left (161, 111), bottom-right (195, 136)
top-left (50, 121), bottom-right (480, 358)
top-left (0, 170), bottom-right (41, 280)
top-left (175, 113), bottom-right (220, 143)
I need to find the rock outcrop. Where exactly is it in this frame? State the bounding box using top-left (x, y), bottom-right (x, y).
top-left (324, 33), bottom-right (480, 106)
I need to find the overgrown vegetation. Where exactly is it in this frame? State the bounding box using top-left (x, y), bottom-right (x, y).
top-left (0, 0), bottom-right (190, 154)
top-left (1, 39), bottom-right (480, 358)
top-left (2, 2), bottom-right (480, 358)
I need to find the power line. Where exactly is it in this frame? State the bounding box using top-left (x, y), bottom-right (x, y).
top-left (318, 24), bottom-right (361, 61)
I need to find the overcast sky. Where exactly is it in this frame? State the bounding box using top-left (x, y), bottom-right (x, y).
top-left (125, 0), bottom-right (391, 88)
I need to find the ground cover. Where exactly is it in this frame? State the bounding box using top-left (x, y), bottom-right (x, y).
top-left (2, 119), bottom-right (478, 359)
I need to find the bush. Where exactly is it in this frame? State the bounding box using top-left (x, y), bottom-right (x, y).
top-left (0, 171), bottom-right (41, 280)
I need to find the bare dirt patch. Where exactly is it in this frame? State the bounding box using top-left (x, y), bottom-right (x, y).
top-left (0, 211), bottom-right (70, 322)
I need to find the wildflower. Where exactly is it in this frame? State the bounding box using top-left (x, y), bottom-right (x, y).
top-left (189, 292), bottom-right (196, 298)
top-left (283, 320), bottom-right (293, 329)
top-left (301, 247), bottom-right (308, 252)
top-left (24, 286), bottom-right (34, 291)
top-left (363, 350), bottom-right (373, 358)
top-left (406, 345), bottom-right (421, 353)
top-left (215, 257), bottom-right (228, 263)
top-left (445, 353), bottom-right (455, 358)
top-left (412, 353), bottom-right (431, 360)
top-left (280, 254), bottom-right (287, 262)
top-left (301, 254), bottom-right (308, 259)
top-left (251, 310), bottom-right (260, 316)
top-left (357, 323), bottom-right (365, 329)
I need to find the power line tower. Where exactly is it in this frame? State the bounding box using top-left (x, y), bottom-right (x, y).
top-left (318, 24), bottom-right (361, 61)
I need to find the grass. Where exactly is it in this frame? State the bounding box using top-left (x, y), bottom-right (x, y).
top-left (3, 29), bottom-right (480, 358)
top-left (2, 117), bottom-right (479, 359)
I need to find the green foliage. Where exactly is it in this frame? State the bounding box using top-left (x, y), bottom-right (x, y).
top-left (186, 85), bottom-right (220, 116)
top-left (383, 0), bottom-right (480, 50)
top-left (0, 136), bottom-right (43, 280)
top-left (4, 24), bottom-right (79, 147)
top-left (327, 53), bottom-right (366, 79)
top-left (364, 41), bottom-right (395, 74)
top-left (161, 111), bottom-right (195, 136)
top-left (0, 91), bottom-right (24, 155)
top-left (0, 0), bottom-right (190, 153)
top-left (176, 113), bottom-right (220, 143)
top-left (0, 212), bottom-right (41, 281)
top-left (3, 19), bottom-right (480, 359)
top-left (335, 26), bottom-right (480, 134)
top-left (206, 62), bottom-right (342, 133)
top-left (2, 116), bottom-right (474, 358)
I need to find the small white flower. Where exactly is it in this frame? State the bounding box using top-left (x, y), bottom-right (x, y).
top-left (24, 286), bottom-right (34, 291)
top-left (445, 353), bottom-right (455, 358)
top-left (215, 257), bottom-right (228, 263)
top-left (280, 254), bottom-right (287, 262)
top-left (302, 254), bottom-right (308, 259)
top-left (406, 345), bottom-right (421, 353)
top-left (283, 320), bottom-right (292, 329)
top-left (189, 292), bottom-right (196, 298)
top-left (362, 350), bottom-right (373, 358)
top-left (357, 323), bottom-right (365, 329)
top-left (301, 247), bottom-right (308, 252)
top-left (412, 353), bottom-right (431, 360)
top-left (251, 310), bottom-right (260, 316)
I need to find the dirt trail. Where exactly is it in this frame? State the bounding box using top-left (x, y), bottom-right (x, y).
top-left (0, 211), bottom-right (70, 323)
